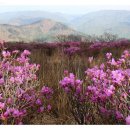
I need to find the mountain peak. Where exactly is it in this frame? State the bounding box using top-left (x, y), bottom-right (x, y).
top-left (0, 18), bottom-right (77, 42)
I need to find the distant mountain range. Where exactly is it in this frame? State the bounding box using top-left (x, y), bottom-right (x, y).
top-left (71, 10), bottom-right (130, 38)
top-left (0, 19), bottom-right (78, 42)
top-left (0, 10), bottom-right (130, 42)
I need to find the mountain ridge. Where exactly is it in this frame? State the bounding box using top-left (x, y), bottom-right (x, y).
top-left (0, 10), bottom-right (130, 41)
top-left (0, 18), bottom-right (78, 42)
top-left (71, 10), bottom-right (130, 38)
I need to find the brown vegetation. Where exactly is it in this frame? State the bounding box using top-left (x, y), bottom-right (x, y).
top-left (5, 41), bottom-right (130, 124)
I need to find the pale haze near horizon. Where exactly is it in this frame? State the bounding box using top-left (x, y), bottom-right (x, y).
top-left (0, 0), bottom-right (130, 15)
top-left (0, 5), bottom-right (130, 15)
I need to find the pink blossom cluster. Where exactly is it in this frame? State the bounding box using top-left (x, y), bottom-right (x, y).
top-left (60, 71), bottom-right (83, 96)
top-left (89, 39), bottom-right (130, 51)
top-left (64, 47), bottom-right (80, 56)
top-left (60, 50), bottom-right (130, 124)
top-left (0, 41), bottom-right (53, 124)
top-left (60, 71), bottom-right (88, 124)
top-left (63, 42), bottom-right (81, 56)
top-left (85, 50), bottom-right (130, 124)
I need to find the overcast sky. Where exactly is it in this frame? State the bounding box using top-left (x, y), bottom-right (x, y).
top-left (0, 0), bottom-right (130, 14)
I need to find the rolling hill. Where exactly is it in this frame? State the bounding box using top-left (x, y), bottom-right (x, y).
top-left (0, 11), bottom-right (75, 26)
top-left (0, 10), bottom-right (130, 42)
top-left (71, 10), bottom-right (130, 38)
top-left (0, 19), bottom-right (78, 42)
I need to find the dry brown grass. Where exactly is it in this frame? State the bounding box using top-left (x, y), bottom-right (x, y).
top-left (6, 42), bottom-right (130, 124)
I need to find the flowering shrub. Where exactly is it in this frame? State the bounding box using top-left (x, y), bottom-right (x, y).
top-left (85, 50), bottom-right (130, 124)
top-left (0, 40), bottom-right (53, 124)
top-left (89, 39), bottom-right (130, 51)
top-left (63, 42), bottom-right (81, 56)
top-left (59, 71), bottom-right (90, 124)
top-left (64, 47), bottom-right (80, 56)
top-left (60, 50), bottom-right (130, 124)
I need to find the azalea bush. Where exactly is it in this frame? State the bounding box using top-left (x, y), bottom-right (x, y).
top-left (60, 50), bottom-right (130, 124)
top-left (89, 39), bottom-right (130, 53)
top-left (0, 40), bottom-right (53, 124)
top-left (59, 70), bottom-right (89, 124)
top-left (86, 50), bottom-right (130, 124)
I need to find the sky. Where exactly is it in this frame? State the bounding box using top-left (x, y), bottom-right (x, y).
top-left (0, 0), bottom-right (130, 6)
top-left (0, 0), bottom-right (130, 14)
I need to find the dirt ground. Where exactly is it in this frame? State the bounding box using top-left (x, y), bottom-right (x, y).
top-left (29, 113), bottom-right (76, 125)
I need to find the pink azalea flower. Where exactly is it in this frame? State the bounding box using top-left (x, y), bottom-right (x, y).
top-left (111, 58), bottom-right (117, 66)
top-left (0, 94), bottom-right (2, 100)
top-left (23, 50), bottom-right (31, 56)
top-left (47, 105), bottom-right (52, 111)
top-left (10, 77), bottom-right (15, 83)
top-left (88, 56), bottom-right (93, 63)
top-left (0, 78), bottom-right (4, 85)
top-left (38, 106), bottom-right (44, 113)
top-left (12, 50), bottom-right (19, 54)
top-left (2, 51), bottom-right (11, 57)
top-left (126, 115), bottom-right (130, 125)
top-left (12, 109), bottom-right (20, 117)
top-left (0, 102), bottom-right (5, 109)
top-left (106, 53), bottom-right (112, 59)
top-left (36, 99), bottom-right (42, 105)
